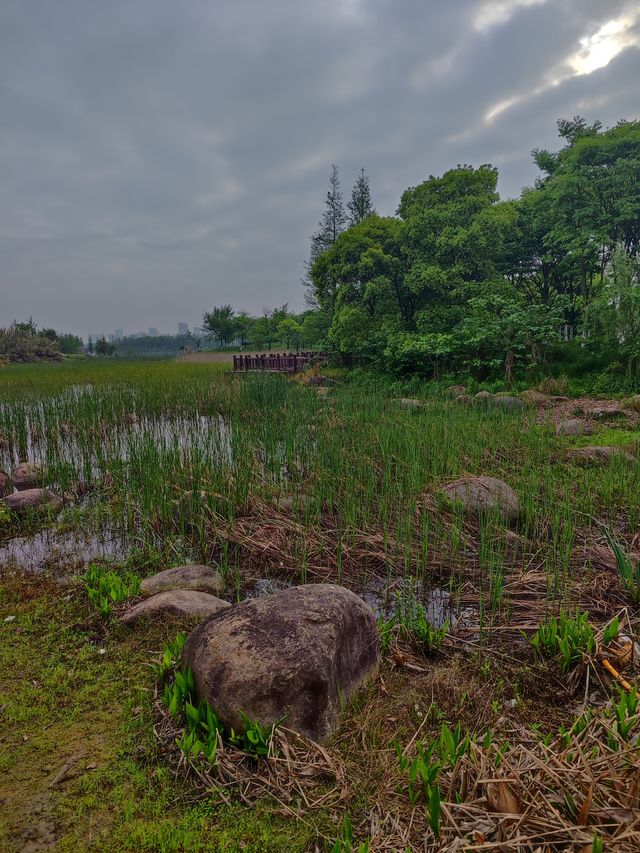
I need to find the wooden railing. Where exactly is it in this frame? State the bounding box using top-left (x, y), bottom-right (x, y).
top-left (232, 352), bottom-right (324, 373)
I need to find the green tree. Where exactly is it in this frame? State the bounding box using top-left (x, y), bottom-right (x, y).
top-left (233, 311), bottom-right (254, 348)
top-left (203, 305), bottom-right (235, 349)
top-left (57, 333), bottom-right (83, 354)
top-left (347, 167), bottom-right (376, 226)
top-left (312, 216), bottom-right (411, 354)
top-left (277, 317), bottom-right (303, 351)
top-left (253, 308), bottom-right (277, 351)
top-left (398, 165), bottom-right (514, 333)
top-left (457, 285), bottom-right (566, 380)
top-left (306, 165), bottom-right (347, 304)
top-left (585, 245), bottom-right (640, 376)
top-left (95, 336), bottom-right (116, 356)
top-left (531, 118), bottom-right (640, 314)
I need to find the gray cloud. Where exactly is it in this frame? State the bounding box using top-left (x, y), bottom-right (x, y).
top-left (0, 0), bottom-right (638, 336)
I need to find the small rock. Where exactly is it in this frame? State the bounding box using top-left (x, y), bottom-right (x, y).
top-left (454, 394), bottom-right (474, 406)
top-left (565, 446), bottom-right (636, 465)
top-left (0, 471), bottom-right (13, 498)
top-left (11, 462), bottom-right (43, 491)
top-left (445, 384), bottom-right (467, 397)
top-left (491, 396), bottom-right (525, 412)
top-left (441, 476), bottom-right (519, 521)
top-left (397, 398), bottom-right (424, 410)
top-left (475, 391), bottom-right (494, 403)
top-left (592, 406), bottom-right (625, 420)
top-left (140, 564), bottom-right (225, 597)
top-left (3, 488), bottom-right (63, 514)
top-left (519, 390), bottom-right (550, 407)
top-left (556, 418), bottom-right (593, 436)
top-left (120, 590), bottom-right (230, 625)
top-left (182, 583), bottom-right (380, 741)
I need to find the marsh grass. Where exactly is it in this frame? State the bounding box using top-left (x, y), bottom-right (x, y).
top-left (2, 359), bottom-right (640, 849)
top-left (2, 359), bottom-right (640, 621)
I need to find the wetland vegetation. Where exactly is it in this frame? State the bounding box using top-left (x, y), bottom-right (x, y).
top-left (1, 357), bottom-right (640, 850)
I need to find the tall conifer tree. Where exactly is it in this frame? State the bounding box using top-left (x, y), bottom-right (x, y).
top-left (348, 167), bottom-right (376, 225)
top-left (304, 164), bottom-right (347, 303)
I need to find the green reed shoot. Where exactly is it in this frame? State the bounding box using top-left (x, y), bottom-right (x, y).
top-left (530, 611), bottom-right (596, 674)
top-left (83, 563), bottom-right (141, 618)
top-left (604, 527), bottom-right (640, 603)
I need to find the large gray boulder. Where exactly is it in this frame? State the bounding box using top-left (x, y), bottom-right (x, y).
top-left (140, 564), bottom-right (225, 597)
top-left (3, 488), bottom-right (62, 514)
top-left (11, 462), bottom-right (43, 491)
top-left (441, 476), bottom-right (519, 521)
top-left (556, 418), bottom-right (593, 436)
top-left (183, 583), bottom-right (380, 741)
top-left (0, 471), bottom-right (12, 498)
top-left (121, 590), bottom-right (230, 625)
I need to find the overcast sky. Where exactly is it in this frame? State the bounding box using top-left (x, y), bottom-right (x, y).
top-left (1, 0), bottom-right (639, 338)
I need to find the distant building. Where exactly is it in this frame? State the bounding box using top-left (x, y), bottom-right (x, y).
top-left (148, 327), bottom-right (158, 337)
top-left (178, 322), bottom-right (188, 335)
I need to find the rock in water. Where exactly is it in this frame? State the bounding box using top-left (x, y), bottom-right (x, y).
top-left (140, 564), bottom-right (225, 597)
top-left (441, 476), bottom-right (519, 521)
top-left (0, 471), bottom-right (13, 498)
top-left (3, 488), bottom-right (62, 514)
top-left (120, 590), bottom-right (230, 625)
top-left (11, 462), bottom-right (43, 491)
top-left (183, 583), bottom-right (380, 741)
top-left (556, 418), bottom-right (593, 436)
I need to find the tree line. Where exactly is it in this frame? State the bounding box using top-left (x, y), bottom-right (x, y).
top-left (0, 320), bottom-right (83, 364)
top-left (200, 304), bottom-right (325, 352)
top-left (306, 117), bottom-right (640, 387)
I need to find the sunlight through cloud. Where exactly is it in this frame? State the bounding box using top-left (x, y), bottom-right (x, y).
top-left (570, 16), bottom-right (639, 75)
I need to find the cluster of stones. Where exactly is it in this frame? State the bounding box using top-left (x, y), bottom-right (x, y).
top-left (119, 564), bottom-right (380, 741)
top-left (0, 462), bottom-right (63, 515)
top-left (447, 385), bottom-right (531, 412)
